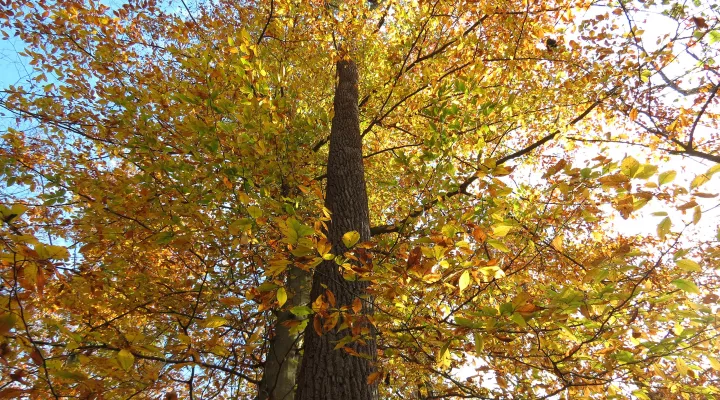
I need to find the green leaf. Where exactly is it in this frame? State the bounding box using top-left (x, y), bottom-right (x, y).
top-left (342, 231), bottom-right (360, 248)
top-left (458, 270), bottom-right (470, 294)
top-left (658, 170), bottom-right (676, 186)
top-left (117, 349), bottom-right (134, 371)
top-left (499, 302), bottom-right (514, 316)
top-left (676, 259), bottom-right (701, 272)
top-left (510, 312), bottom-right (527, 327)
top-left (247, 206), bottom-right (263, 219)
top-left (290, 305), bottom-right (313, 317)
top-left (671, 279), bottom-right (700, 294)
top-left (155, 231), bottom-right (174, 245)
top-left (709, 30), bottom-right (720, 44)
top-left (455, 316), bottom-right (481, 328)
top-left (287, 218), bottom-right (314, 237)
top-left (277, 287), bottom-right (287, 307)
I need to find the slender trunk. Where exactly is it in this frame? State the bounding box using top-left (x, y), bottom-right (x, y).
top-left (294, 60), bottom-right (378, 400)
top-left (257, 267), bottom-right (311, 400)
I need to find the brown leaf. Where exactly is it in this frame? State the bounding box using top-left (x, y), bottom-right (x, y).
top-left (30, 349), bottom-right (43, 366)
top-left (0, 388), bottom-right (26, 399)
top-left (691, 16), bottom-right (709, 30)
top-left (325, 289), bottom-right (336, 307)
top-left (406, 246), bottom-right (422, 269)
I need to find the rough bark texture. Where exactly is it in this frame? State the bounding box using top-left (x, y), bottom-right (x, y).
top-left (294, 60), bottom-right (378, 400)
top-left (257, 267), bottom-right (311, 400)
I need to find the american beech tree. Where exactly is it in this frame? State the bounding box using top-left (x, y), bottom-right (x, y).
top-left (0, 0), bottom-right (719, 399)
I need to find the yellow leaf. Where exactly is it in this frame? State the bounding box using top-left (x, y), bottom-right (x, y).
top-left (486, 239), bottom-right (510, 252)
top-left (690, 174), bottom-right (710, 189)
top-left (551, 235), bottom-right (563, 251)
top-left (342, 231), bottom-right (360, 249)
top-left (676, 259), bottom-right (701, 272)
top-left (317, 238), bottom-right (332, 257)
top-left (693, 206), bottom-right (701, 224)
top-left (473, 332), bottom-right (484, 356)
top-left (117, 349), bottom-right (134, 371)
top-left (203, 316), bottom-right (228, 328)
top-left (658, 170), bottom-right (676, 186)
top-left (35, 244), bottom-right (69, 260)
top-left (709, 356), bottom-right (720, 371)
top-left (676, 357), bottom-right (688, 376)
top-left (24, 264), bottom-right (38, 285)
top-left (277, 287), bottom-right (287, 307)
top-left (491, 224), bottom-right (512, 237)
top-left (657, 217), bottom-right (671, 238)
top-left (620, 156), bottom-right (640, 178)
top-left (0, 204), bottom-right (27, 222)
top-left (458, 270), bottom-right (470, 294)
top-left (247, 206), bottom-right (263, 219)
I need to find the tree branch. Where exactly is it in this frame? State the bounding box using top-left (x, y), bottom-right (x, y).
top-left (370, 87), bottom-right (616, 236)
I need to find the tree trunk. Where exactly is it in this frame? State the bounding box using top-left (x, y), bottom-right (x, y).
top-left (257, 266), bottom-right (311, 400)
top-left (294, 60), bottom-right (378, 400)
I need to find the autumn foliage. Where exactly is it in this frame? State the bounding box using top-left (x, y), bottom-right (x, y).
top-left (0, 0), bottom-right (719, 399)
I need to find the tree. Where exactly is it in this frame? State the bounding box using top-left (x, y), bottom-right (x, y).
top-left (0, 0), bottom-right (719, 399)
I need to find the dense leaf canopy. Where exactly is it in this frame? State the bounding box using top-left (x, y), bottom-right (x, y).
top-left (0, 0), bottom-right (719, 398)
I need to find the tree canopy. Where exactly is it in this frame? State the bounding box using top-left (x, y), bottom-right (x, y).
top-left (0, 0), bottom-right (719, 399)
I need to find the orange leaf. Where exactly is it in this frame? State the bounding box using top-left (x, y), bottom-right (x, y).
top-left (367, 371), bottom-right (381, 385)
top-left (352, 298), bottom-right (362, 314)
top-left (323, 312), bottom-right (339, 332)
top-left (325, 289), bottom-right (336, 307)
top-left (472, 227), bottom-right (487, 242)
top-left (313, 314), bottom-right (323, 336)
top-left (629, 108), bottom-right (638, 121)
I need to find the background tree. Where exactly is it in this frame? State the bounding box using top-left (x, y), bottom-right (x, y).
top-left (0, 0), bottom-right (718, 399)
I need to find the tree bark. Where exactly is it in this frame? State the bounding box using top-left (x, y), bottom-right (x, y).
top-left (257, 266), bottom-right (311, 400)
top-left (294, 60), bottom-right (378, 400)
